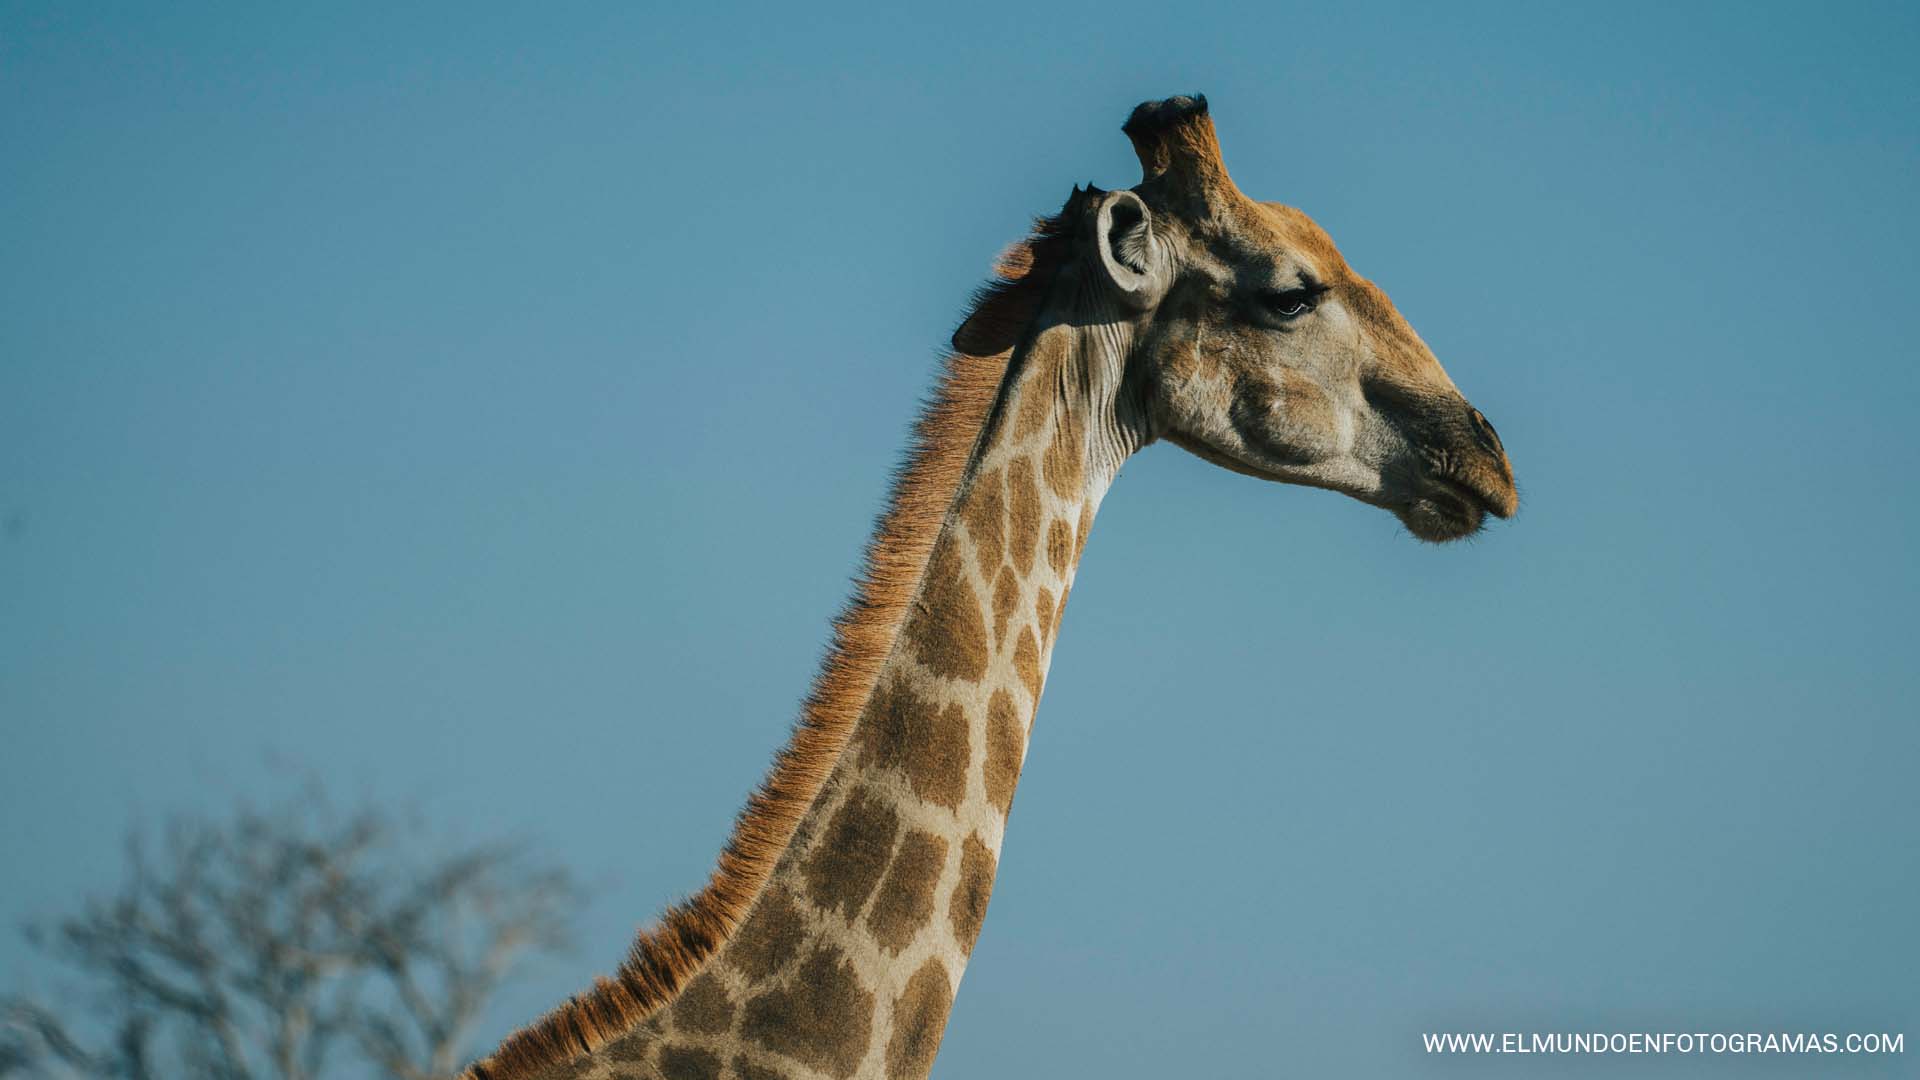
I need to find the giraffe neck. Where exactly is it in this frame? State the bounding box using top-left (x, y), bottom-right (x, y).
top-left (582, 296), bottom-right (1142, 1080)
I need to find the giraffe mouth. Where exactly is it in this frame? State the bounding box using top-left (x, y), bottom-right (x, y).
top-left (1398, 477), bottom-right (1496, 543)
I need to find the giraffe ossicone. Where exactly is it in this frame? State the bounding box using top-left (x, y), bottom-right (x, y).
top-left (466, 94), bottom-right (1518, 1080)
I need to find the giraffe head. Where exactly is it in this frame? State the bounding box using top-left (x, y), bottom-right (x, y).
top-left (1091, 95), bottom-right (1516, 541)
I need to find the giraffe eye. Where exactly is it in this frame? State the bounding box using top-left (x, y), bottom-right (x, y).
top-left (1259, 284), bottom-right (1326, 321)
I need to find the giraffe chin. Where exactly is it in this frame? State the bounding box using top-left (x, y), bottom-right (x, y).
top-left (1398, 489), bottom-right (1488, 543)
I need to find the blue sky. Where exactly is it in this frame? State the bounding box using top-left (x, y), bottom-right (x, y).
top-left (3, 2), bottom-right (1916, 1077)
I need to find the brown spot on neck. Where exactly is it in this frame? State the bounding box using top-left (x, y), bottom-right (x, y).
top-left (673, 973), bottom-right (735, 1036)
top-left (1006, 457), bottom-right (1042, 575)
top-left (801, 786), bottom-right (900, 919)
top-left (1046, 519), bottom-right (1073, 578)
top-left (659, 1045), bottom-right (722, 1080)
top-left (1034, 586), bottom-right (1056, 648)
top-left (885, 959), bottom-right (955, 1080)
top-left (601, 1023), bottom-right (659, 1069)
top-left (950, 836), bottom-right (997, 954)
top-left (741, 945), bottom-right (875, 1080)
top-left (857, 679), bottom-right (971, 812)
top-left (904, 537), bottom-right (991, 683)
top-left (990, 567), bottom-right (1020, 648)
top-left (732, 1057), bottom-right (787, 1080)
top-left (1012, 626), bottom-right (1043, 705)
top-left (961, 467), bottom-right (1006, 572)
top-left (727, 886), bottom-right (806, 976)
top-left (867, 830), bottom-right (949, 952)
top-left (982, 690), bottom-right (1025, 815)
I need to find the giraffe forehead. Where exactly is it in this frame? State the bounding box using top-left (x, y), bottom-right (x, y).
top-left (1172, 200), bottom-right (1349, 293)
top-left (1202, 200), bottom-right (1432, 351)
top-left (1252, 201), bottom-right (1348, 269)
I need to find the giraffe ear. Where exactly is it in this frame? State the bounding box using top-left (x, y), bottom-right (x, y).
top-left (1094, 189), bottom-right (1171, 311)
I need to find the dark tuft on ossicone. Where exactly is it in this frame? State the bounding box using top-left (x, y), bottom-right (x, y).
top-left (1121, 94), bottom-right (1209, 140)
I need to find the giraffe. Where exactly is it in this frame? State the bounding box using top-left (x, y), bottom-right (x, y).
top-left (464, 95), bottom-right (1517, 1080)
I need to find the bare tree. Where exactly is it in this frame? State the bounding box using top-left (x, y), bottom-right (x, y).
top-left (0, 791), bottom-right (581, 1080)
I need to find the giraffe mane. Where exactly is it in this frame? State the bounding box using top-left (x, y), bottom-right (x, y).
top-left (464, 205), bottom-right (1079, 1080)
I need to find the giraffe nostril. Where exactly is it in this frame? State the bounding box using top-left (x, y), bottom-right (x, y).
top-left (1467, 407), bottom-right (1504, 455)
